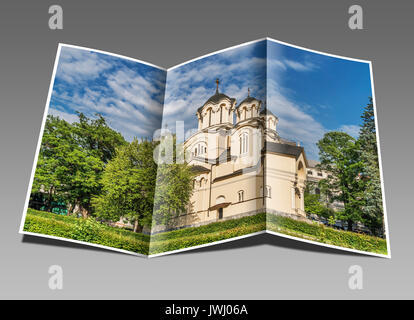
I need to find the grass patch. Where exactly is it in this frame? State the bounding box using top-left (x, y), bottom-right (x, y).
top-left (22, 209), bottom-right (387, 256)
top-left (23, 209), bottom-right (150, 255)
top-left (266, 214), bottom-right (387, 255)
top-left (23, 209), bottom-right (266, 255)
top-left (149, 213), bottom-right (266, 254)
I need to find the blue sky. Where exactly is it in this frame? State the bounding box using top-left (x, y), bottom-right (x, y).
top-left (48, 41), bottom-right (373, 160)
top-left (49, 46), bottom-right (166, 141)
top-left (164, 39), bottom-right (373, 160)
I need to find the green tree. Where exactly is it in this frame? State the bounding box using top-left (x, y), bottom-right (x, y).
top-left (32, 113), bottom-right (124, 217)
top-left (73, 112), bottom-right (127, 163)
top-left (304, 192), bottom-right (335, 219)
top-left (359, 98), bottom-right (384, 236)
top-left (152, 134), bottom-right (195, 226)
top-left (32, 116), bottom-right (73, 212)
top-left (317, 131), bottom-right (365, 232)
top-left (93, 139), bottom-right (158, 232)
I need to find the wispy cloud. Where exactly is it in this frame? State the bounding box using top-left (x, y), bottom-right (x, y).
top-left (267, 79), bottom-right (325, 160)
top-left (49, 107), bottom-right (79, 123)
top-left (50, 46), bottom-right (166, 141)
top-left (163, 41), bottom-right (267, 133)
top-left (337, 124), bottom-right (360, 138)
top-left (57, 47), bottom-right (112, 84)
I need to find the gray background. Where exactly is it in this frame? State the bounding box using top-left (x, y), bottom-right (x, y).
top-left (0, 0), bottom-right (412, 299)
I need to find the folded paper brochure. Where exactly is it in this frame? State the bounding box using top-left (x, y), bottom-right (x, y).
top-left (19, 38), bottom-right (390, 258)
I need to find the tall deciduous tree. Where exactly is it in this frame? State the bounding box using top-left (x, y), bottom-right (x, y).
top-left (73, 112), bottom-right (127, 163)
top-left (152, 134), bottom-right (195, 227)
top-left (32, 116), bottom-right (73, 212)
top-left (317, 131), bottom-right (365, 232)
top-left (32, 113), bottom-right (125, 217)
top-left (93, 139), bottom-right (158, 232)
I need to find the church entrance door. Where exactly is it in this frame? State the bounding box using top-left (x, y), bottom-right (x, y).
top-left (218, 208), bottom-right (223, 220)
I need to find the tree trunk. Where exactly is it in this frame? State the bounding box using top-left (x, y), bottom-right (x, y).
top-left (47, 187), bottom-right (54, 212)
top-left (133, 220), bottom-right (142, 233)
top-left (67, 203), bottom-right (74, 216)
top-left (79, 204), bottom-right (89, 219)
top-left (347, 219), bottom-right (353, 232)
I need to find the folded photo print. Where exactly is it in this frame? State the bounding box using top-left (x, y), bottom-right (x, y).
top-left (20, 38), bottom-right (390, 257)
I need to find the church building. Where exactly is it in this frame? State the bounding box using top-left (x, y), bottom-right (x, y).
top-left (168, 79), bottom-right (310, 229)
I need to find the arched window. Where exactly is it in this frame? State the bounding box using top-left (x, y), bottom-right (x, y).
top-left (240, 132), bottom-right (248, 155)
top-left (238, 190), bottom-right (244, 202)
top-left (315, 188), bottom-right (320, 195)
top-left (265, 185), bottom-right (271, 198)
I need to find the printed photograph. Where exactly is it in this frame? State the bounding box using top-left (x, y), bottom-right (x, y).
top-left (20, 39), bottom-right (388, 257)
top-left (148, 40), bottom-right (268, 255)
top-left (21, 45), bottom-right (167, 255)
top-left (264, 40), bottom-right (388, 256)
top-left (150, 39), bottom-right (388, 256)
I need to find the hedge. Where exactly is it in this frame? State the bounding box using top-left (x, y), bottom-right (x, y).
top-left (22, 209), bottom-right (387, 256)
top-left (24, 209), bottom-right (150, 255)
top-left (149, 214), bottom-right (266, 254)
top-left (266, 214), bottom-right (387, 255)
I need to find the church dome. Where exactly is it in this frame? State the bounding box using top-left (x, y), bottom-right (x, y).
top-left (235, 88), bottom-right (262, 122)
top-left (196, 79), bottom-right (236, 130)
top-left (198, 92), bottom-right (233, 113)
top-left (197, 79), bottom-right (235, 114)
top-left (236, 88), bottom-right (261, 109)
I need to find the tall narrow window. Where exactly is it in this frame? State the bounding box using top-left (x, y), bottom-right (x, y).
top-left (265, 185), bottom-right (271, 198)
top-left (240, 132), bottom-right (248, 154)
top-left (238, 190), bottom-right (244, 202)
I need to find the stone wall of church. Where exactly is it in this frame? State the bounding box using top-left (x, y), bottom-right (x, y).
top-left (265, 152), bottom-right (307, 218)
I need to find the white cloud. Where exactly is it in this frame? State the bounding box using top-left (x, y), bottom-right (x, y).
top-left (283, 59), bottom-right (316, 72)
top-left (337, 124), bottom-right (360, 138)
top-left (57, 47), bottom-right (112, 84)
top-left (49, 107), bottom-right (79, 123)
top-left (51, 47), bottom-right (166, 141)
top-left (267, 78), bottom-right (326, 160)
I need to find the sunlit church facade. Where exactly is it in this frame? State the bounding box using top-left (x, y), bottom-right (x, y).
top-left (164, 79), bottom-right (312, 230)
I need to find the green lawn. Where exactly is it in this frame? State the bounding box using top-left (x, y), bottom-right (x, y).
top-left (23, 209), bottom-right (387, 256)
top-left (266, 214), bottom-right (388, 255)
top-left (23, 208), bottom-right (151, 255)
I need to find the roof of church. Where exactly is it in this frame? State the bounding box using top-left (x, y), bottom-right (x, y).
top-left (190, 165), bottom-right (211, 173)
top-left (259, 108), bottom-right (276, 117)
top-left (265, 141), bottom-right (305, 161)
top-left (197, 91), bottom-right (235, 113)
top-left (237, 96), bottom-right (261, 108)
top-left (197, 79), bottom-right (236, 114)
top-left (236, 88), bottom-right (262, 108)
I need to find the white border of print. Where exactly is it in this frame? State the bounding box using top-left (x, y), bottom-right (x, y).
top-left (18, 43), bottom-right (166, 258)
top-left (19, 38), bottom-right (390, 259)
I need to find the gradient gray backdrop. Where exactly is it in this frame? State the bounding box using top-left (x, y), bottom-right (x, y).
top-left (0, 0), bottom-right (413, 299)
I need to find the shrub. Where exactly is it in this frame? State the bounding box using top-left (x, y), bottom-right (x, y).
top-left (266, 214), bottom-right (387, 255)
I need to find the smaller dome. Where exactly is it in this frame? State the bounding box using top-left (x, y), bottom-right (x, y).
top-left (237, 96), bottom-right (260, 106)
top-left (236, 89), bottom-right (261, 108)
top-left (260, 108), bottom-right (277, 118)
top-left (197, 79), bottom-right (235, 114)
